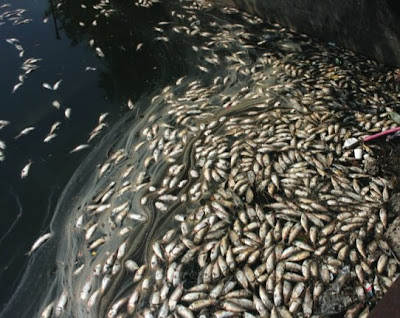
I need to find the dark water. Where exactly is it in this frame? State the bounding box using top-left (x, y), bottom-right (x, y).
top-left (0, 0), bottom-right (180, 311)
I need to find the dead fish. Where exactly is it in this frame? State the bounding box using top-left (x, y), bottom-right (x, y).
top-left (88, 123), bottom-right (107, 142)
top-left (52, 100), bottom-right (61, 109)
top-left (88, 131), bottom-right (101, 142)
top-left (43, 80), bottom-right (62, 91)
top-left (21, 160), bottom-right (32, 178)
top-left (12, 82), bottom-right (23, 93)
top-left (0, 120), bottom-right (10, 130)
top-left (70, 144), bottom-right (90, 153)
top-left (44, 133), bottom-right (57, 143)
top-left (49, 122), bottom-right (61, 135)
top-left (42, 83), bottom-right (53, 90)
top-left (64, 108), bottom-right (71, 119)
top-left (15, 127), bottom-right (35, 139)
top-left (6, 38), bottom-right (19, 44)
top-left (27, 232), bottom-right (52, 255)
top-left (136, 43), bottom-right (143, 51)
top-left (53, 80), bottom-right (62, 90)
top-left (98, 112), bottom-right (109, 124)
top-left (127, 99), bottom-right (134, 109)
top-left (95, 47), bottom-right (104, 58)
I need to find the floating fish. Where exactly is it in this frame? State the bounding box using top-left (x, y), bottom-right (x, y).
top-left (96, 47), bottom-right (104, 58)
top-left (88, 123), bottom-right (107, 142)
top-left (43, 80), bottom-right (62, 91)
top-left (42, 83), bottom-right (52, 90)
top-left (0, 120), bottom-right (10, 130)
top-left (64, 108), bottom-right (71, 119)
top-left (49, 121), bottom-right (61, 135)
top-left (52, 100), bottom-right (61, 109)
top-left (98, 112), bottom-right (109, 124)
top-left (27, 232), bottom-right (52, 255)
top-left (44, 133), bottom-right (57, 143)
top-left (136, 43), bottom-right (143, 51)
top-left (15, 126), bottom-right (35, 139)
top-left (5, 38), bottom-right (19, 44)
top-left (21, 160), bottom-right (32, 179)
top-left (70, 144), bottom-right (90, 153)
top-left (12, 82), bottom-right (23, 93)
top-left (53, 79), bottom-right (62, 90)
top-left (88, 131), bottom-right (101, 142)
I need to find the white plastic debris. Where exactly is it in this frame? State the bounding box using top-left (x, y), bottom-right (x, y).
top-left (343, 137), bottom-right (358, 149)
top-left (354, 148), bottom-right (363, 159)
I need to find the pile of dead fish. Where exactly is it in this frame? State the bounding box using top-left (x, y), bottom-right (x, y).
top-left (36, 1), bottom-right (400, 318)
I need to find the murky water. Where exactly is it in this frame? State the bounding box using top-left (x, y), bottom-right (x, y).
top-left (2, 0), bottom-right (400, 318)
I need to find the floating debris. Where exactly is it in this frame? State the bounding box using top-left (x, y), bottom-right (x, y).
top-left (354, 148), bottom-right (363, 159)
